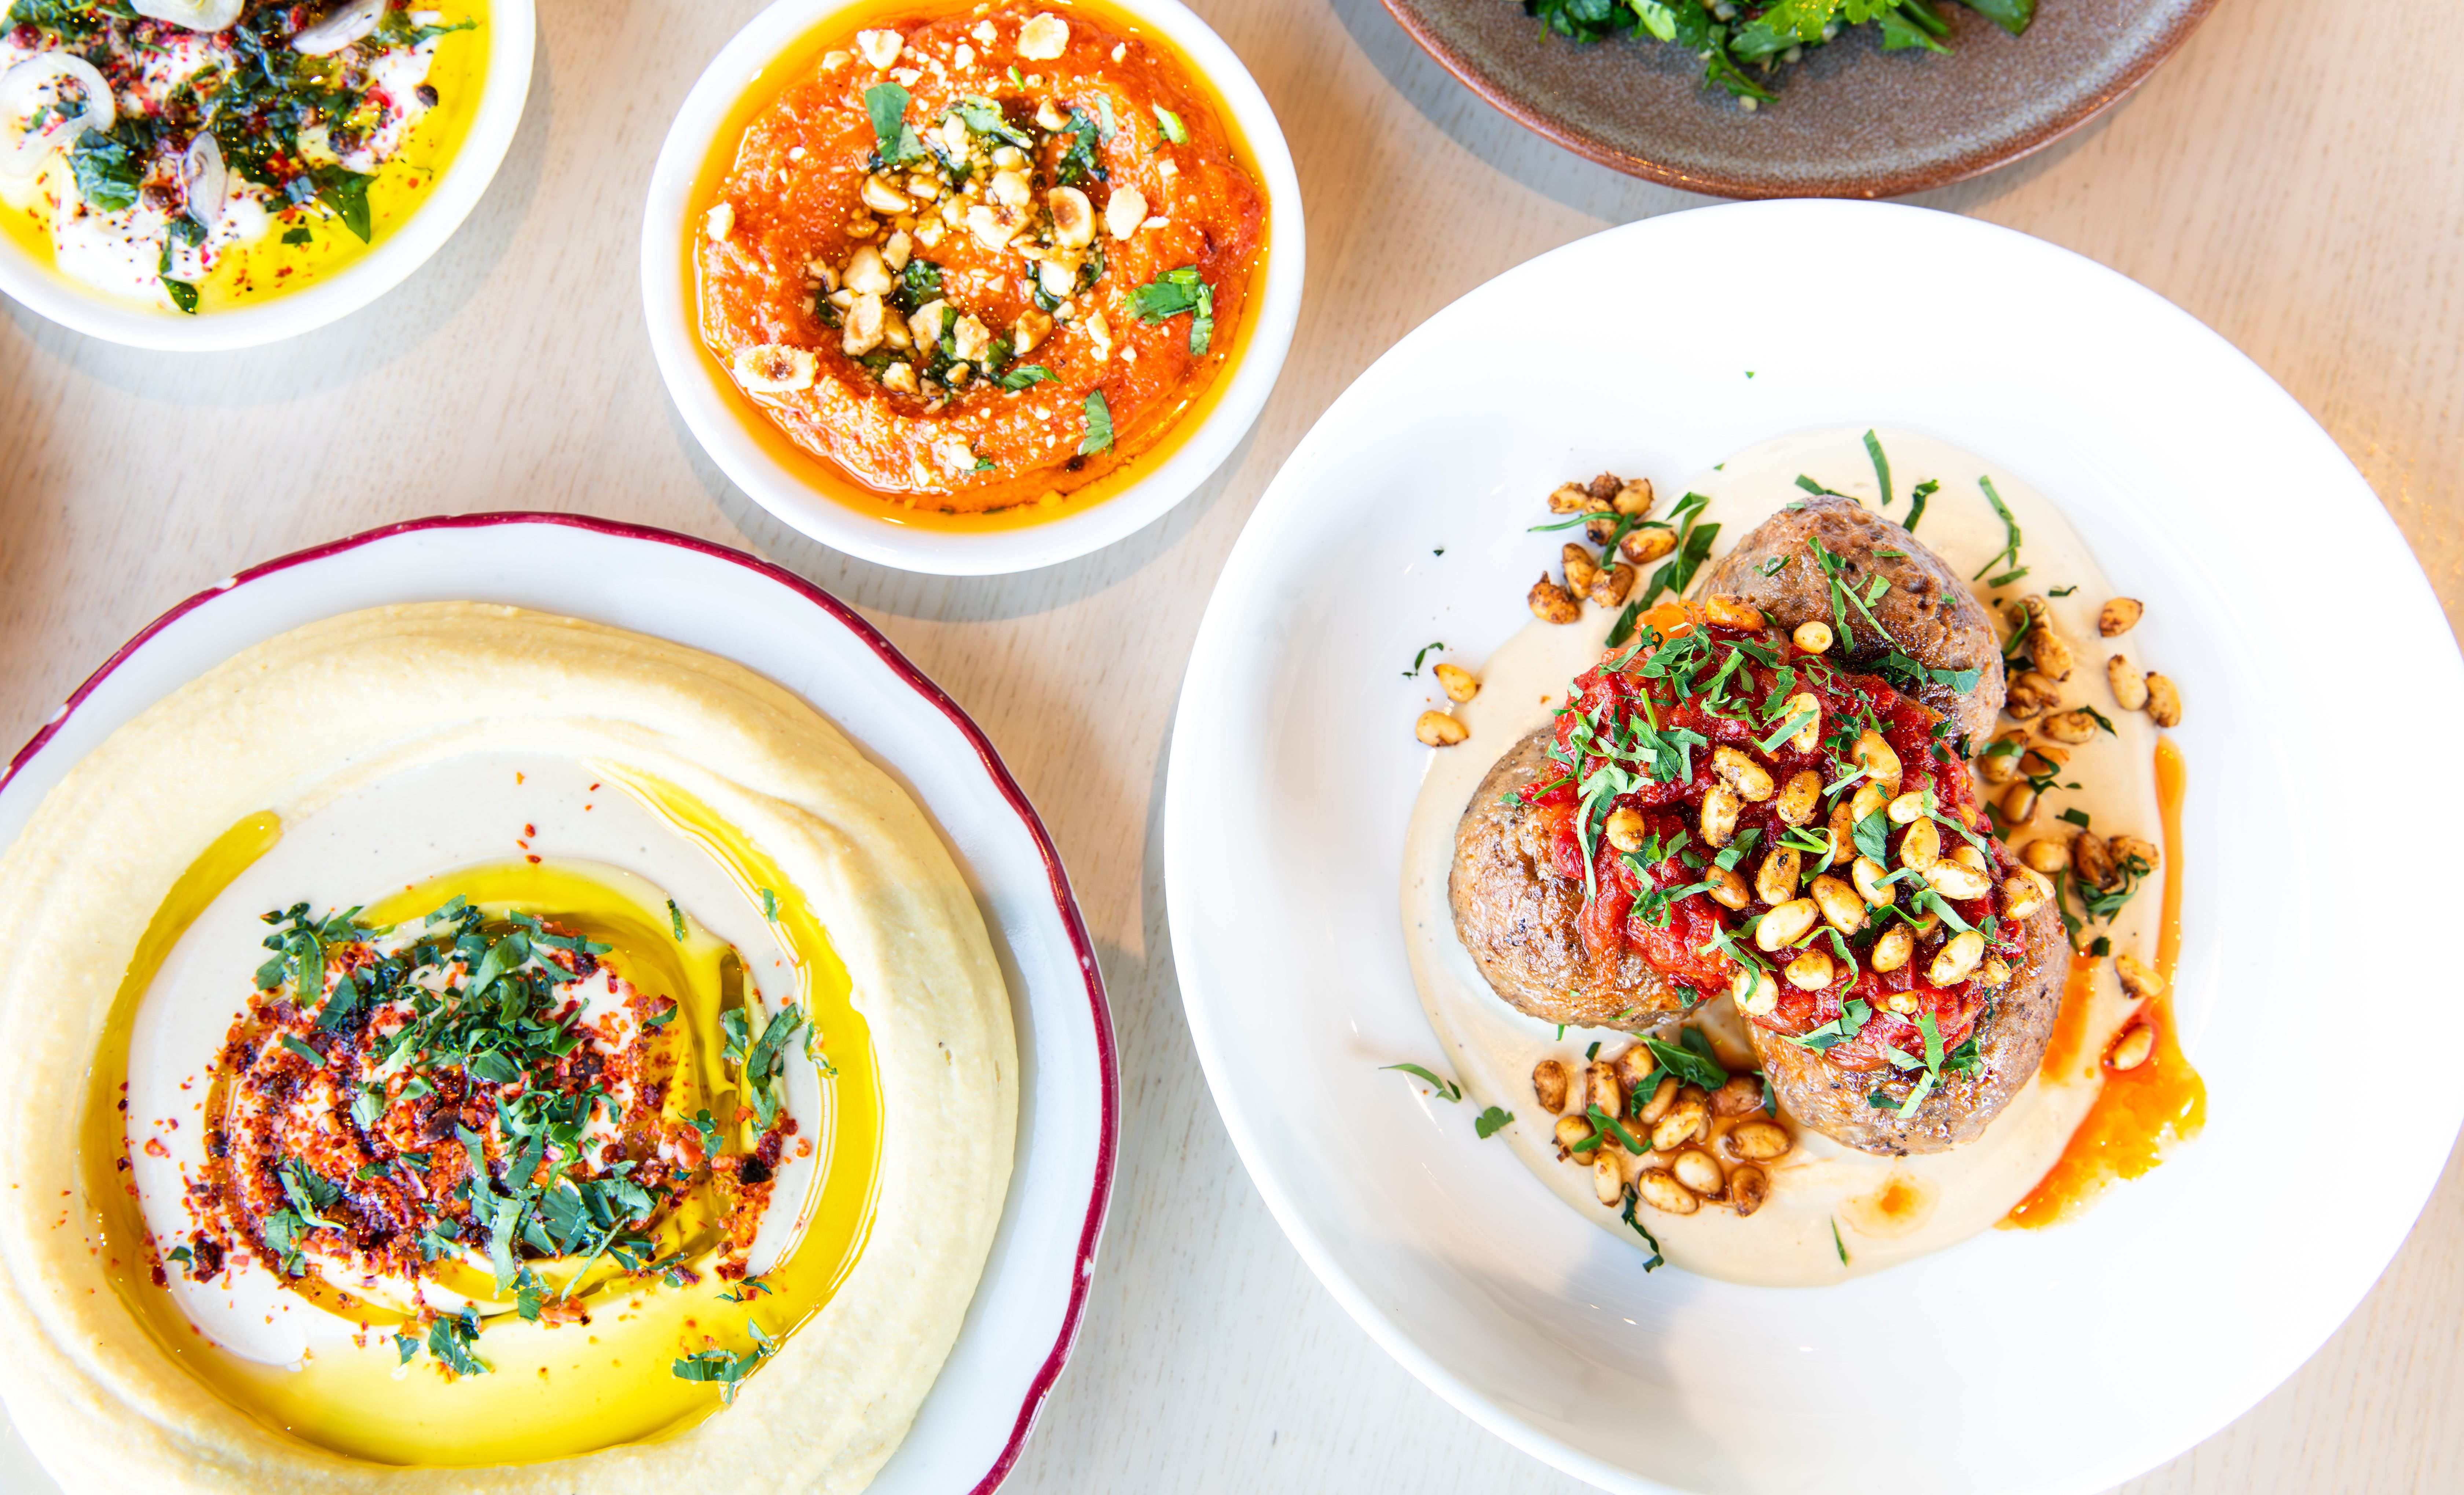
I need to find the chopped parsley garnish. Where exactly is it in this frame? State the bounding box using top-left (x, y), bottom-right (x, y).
top-left (1474, 1106), bottom-right (1514, 1139)
top-left (672, 1322), bottom-right (778, 1404)
top-left (999, 363), bottom-right (1057, 391)
top-left (1078, 389), bottom-right (1115, 455)
top-left (1125, 266), bottom-right (1215, 355)
top-left (667, 899), bottom-right (686, 940)
top-left (1151, 103), bottom-right (1188, 143)
top-left (863, 82), bottom-right (925, 164)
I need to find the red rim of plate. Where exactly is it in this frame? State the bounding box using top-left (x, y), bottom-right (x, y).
top-left (0, 510), bottom-right (1116, 1495)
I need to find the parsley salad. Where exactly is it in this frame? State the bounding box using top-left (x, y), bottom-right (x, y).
top-left (0, 0), bottom-right (483, 314)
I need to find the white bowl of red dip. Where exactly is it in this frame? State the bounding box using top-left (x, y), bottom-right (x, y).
top-left (641, 0), bottom-right (1302, 575)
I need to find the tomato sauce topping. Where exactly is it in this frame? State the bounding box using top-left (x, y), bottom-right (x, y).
top-left (1521, 605), bottom-right (2032, 1075)
top-left (694, 0), bottom-right (1265, 513)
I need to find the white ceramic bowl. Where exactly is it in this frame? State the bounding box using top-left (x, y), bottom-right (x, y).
top-left (0, 514), bottom-right (1116, 1494)
top-left (0, 2), bottom-right (535, 351)
top-left (641, 0), bottom-right (1304, 576)
top-left (1165, 201), bottom-right (2464, 1494)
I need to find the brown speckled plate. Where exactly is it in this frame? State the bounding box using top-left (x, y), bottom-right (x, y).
top-left (1381, 0), bottom-right (2220, 197)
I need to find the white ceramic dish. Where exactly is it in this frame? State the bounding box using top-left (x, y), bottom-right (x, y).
top-left (639, 0), bottom-right (1304, 576)
top-left (1164, 200), bottom-right (2464, 1495)
top-left (0, 514), bottom-right (1115, 1494)
top-left (0, 1), bottom-right (535, 352)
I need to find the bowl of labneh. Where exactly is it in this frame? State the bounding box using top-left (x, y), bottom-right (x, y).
top-left (0, 600), bottom-right (1019, 1489)
top-left (0, 0), bottom-right (532, 349)
top-left (641, 0), bottom-right (1304, 575)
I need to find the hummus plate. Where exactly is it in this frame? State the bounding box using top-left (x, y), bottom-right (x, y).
top-left (0, 514), bottom-right (1114, 1494)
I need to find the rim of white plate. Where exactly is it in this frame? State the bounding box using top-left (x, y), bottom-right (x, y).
top-left (0, 512), bottom-right (1116, 1494)
top-left (1163, 199), bottom-right (2464, 1495)
top-left (0, 0), bottom-right (535, 352)
top-left (639, 0), bottom-right (1305, 576)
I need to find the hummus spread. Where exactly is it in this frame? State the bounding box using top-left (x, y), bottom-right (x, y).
top-left (0, 603), bottom-right (1015, 1491)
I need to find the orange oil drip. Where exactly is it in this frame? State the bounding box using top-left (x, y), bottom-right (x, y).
top-left (2003, 737), bottom-right (2205, 1228)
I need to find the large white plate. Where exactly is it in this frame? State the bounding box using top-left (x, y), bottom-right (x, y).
top-left (1164, 200), bottom-right (2464, 1495)
top-left (0, 514), bottom-right (1114, 1494)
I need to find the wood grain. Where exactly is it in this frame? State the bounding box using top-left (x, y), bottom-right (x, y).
top-left (0, 0), bottom-right (2456, 1489)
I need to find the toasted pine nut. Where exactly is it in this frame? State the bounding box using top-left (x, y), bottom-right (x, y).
top-left (1770, 692), bottom-right (1820, 754)
top-left (1651, 1097), bottom-right (1708, 1152)
top-left (1852, 730), bottom-right (1902, 792)
top-left (1977, 729), bottom-right (2027, 785)
top-left (1754, 897), bottom-right (1819, 951)
top-left (1554, 1114), bottom-right (1594, 1156)
top-left (1897, 817), bottom-right (1940, 871)
top-left (2005, 671), bottom-right (2061, 719)
top-left (1671, 1146), bottom-right (1725, 1198)
top-left (1706, 866), bottom-right (1750, 910)
top-left (1613, 477), bottom-right (1655, 516)
top-left (1785, 948), bottom-right (1836, 990)
top-left (1633, 1074), bottom-right (1678, 1125)
top-left (1729, 964), bottom-right (1778, 1015)
top-left (1849, 780), bottom-right (1891, 825)
top-left (2108, 655), bottom-right (2149, 711)
top-left (1887, 790), bottom-right (1929, 825)
top-left (1723, 1119), bottom-right (1791, 1161)
top-left (1704, 595), bottom-right (1764, 631)
top-left (1586, 1060), bottom-right (1624, 1119)
top-left (2108, 1023), bottom-right (2154, 1071)
top-left (1928, 929), bottom-right (1986, 984)
top-left (1712, 746), bottom-right (1775, 802)
top-left (2110, 835), bottom-right (2160, 873)
top-left (1584, 513), bottom-right (1620, 546)
top-left (1532, 1059), bottom-right (1569, 1114)
top-left (2072, 831), bottom-right (2117, 890)
top-left (1980, 956), bottom-right (2011, 985)
top-left (1415, 711), bottom-right (1467, 747)
top-left (2030, 627), bottom-right (2076, 683)
top-left (2099, 597), bottom-right (2144, 637)
top-left (1792, 620), bottom-right (1834, 653)
top-left (1589, 563), bottom-right (1636, 608)
top-left (1709, 1075), bottom-right (1764, 1117)
top-left (1810, 874), bottom-right (1866, 934)
top-left (1547, 482), bottom-right (1601, 513)
top-left (1635, 1168), bottom-right (1699, 1214)
top-left (2020, 743), bottom-right (2070, 776)
top-left (1774, 770), bottom-right (1821, 827)
top-left (1562, 543), bottom-right (1599, 598)
top-left (2144, 672), bottom-right (2182, 728)
top-left (1883, 990), bottom-right (1920, 1015)
top-left (1604, 807), bottom-right (1648, 854)
top-left (1700, 785), bottom-right (1741, 847)
top-left (1870, 923), bottom-right (1914, 973)
top-left (859, 174), bottom-right (912, 214)
top-left (1611, 1044), bottom-right (1655, 1095)
top-left (2040, 709), bottom-right (2100, 744)
top-left (1621, 527), bottom-right (1676, 565)
top-left (1528, 575), bottom-right (1581, 624)
top-left (2115, 952), bottom-right (2166, 999)
top-left (1950, 842), bottom-right (1988, 874)
top-left (1851, 856), bottom-right (1896, 908)
top-left (1924, 859), bottom-right (1991, 900)
top-left (1754, 847), bottom-right (1802, 906)
top-left (2021, 838), bottom-right (2070, 874)
top-left (1998, 781), bottom-right (2038, 827)
top-left (1433, 662), bottom-right (1479, 703)
top-left (1728, 1162), bottom-right (1770, 1216)
top-left (2002, 875), bottom-right (2046, 920)
top-left (1594, 1151), bottom-right (1625, 1206)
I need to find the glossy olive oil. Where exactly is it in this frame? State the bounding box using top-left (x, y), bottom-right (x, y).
top-left (78, 771), bottom-right (880, 1466)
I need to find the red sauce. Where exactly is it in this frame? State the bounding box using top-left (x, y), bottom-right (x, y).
top-left (1530, 604), bottom-right (2031, 1066)
top-left (690, 0), bottom-right (1267, 522)
top-left (2003, 738), bottom-right (2205, 1227)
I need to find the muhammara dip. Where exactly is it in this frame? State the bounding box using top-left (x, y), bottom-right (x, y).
top-left (0, 602), bottom-right (1015, 1491)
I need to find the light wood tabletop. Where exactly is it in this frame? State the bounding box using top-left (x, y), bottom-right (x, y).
top-left (2, 0), bottom-right (2458, 1489)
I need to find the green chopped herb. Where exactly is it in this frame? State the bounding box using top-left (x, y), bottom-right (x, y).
top-left (1404, 641), bottom-right (1448, 678)
top-left (1904, 478), bottom-right (1937, 531)
top-left (863, 82), bottom-right (924, 163)
top-left (1381, 1062), bottom-right (1464, 1103)
top-left (1474, 1106), bottom-right (1514, 1139)
top-left (1079, 389), bottom-right (1114, 454)
top-left (1862, 430), bottom-right (1892, 508)
top-left (667, 899), bottom-right (686, 940)
top-left (1125, 265), bottom-right (1214, 355)
top-left (1151, 103), bottom-right (1187, 143)
top-left (999, 363), bottom-right (1057, 391)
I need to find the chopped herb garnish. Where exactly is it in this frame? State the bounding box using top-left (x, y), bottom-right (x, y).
top-left (1380, 1062), bottom-right (1463, 1103)
top-left (1151, 103), bottom-right (1188, 143)
top-left (1078, 389), bottom-right (1114, 455)
top-left (1474, 1106), bottom-right (1514, 1139)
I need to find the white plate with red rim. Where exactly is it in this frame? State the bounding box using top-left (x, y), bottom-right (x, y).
top-left (0, 512), bottom-right (1115, 1495)
top-left (639, 0), bottom-right (1305, 576)
top-left (1164, 200), bottom-right (2464, 1495)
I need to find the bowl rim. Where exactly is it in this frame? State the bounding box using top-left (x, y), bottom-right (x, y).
top-left (0, 0), bottom-right (537, 351)
top-left (1377, 0), bottom-right (2223, 200)
top-left (638, 0), bottom-right (1306, 577)
top-left (0, 510), bottom-right (1119, 1495)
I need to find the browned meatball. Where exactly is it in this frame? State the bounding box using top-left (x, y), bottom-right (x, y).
top-left (1697, 495), bottom-right (2006, 742)
top-left (1746, 891), bottom-right (2067, 1155)
top-left (1447, 728), bottom-right (1687, 1033)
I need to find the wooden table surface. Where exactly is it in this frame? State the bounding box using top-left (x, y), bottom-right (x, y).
top-left (3, 0), bottom-right (2458, 1489)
